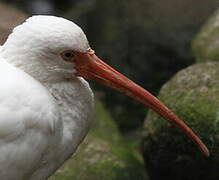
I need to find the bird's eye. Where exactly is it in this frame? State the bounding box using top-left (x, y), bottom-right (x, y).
top-left (61, 51), bottom-right (75, 61)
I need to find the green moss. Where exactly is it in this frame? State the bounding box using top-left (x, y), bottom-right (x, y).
top-left (50, 100), bottom-right (146, 180)
top-left (142, 62), bottom-right (219, 180)
top-left (192, 9), bottom-right (219, 62)
top-left (90, 100), bottom-right (122, 143)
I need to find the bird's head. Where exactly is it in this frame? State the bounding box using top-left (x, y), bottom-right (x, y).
top-left (2, 15), bottom-right (91, 80)
top-left (2, 15), bottom-right (209, 156)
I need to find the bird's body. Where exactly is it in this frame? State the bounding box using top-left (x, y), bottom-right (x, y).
top-left (0, 52), bottom-right (94, 179)
top-left (0, 16), bottom-right (94, 178)
top-left (0, 15), bottom-right (209, 179)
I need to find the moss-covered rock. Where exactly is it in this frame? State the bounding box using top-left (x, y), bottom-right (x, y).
top-left (192, 8), bottom-right (219, 62)
top-left (142, 62), bottom-right (219, 180)
top-left (50, 100), bottom-right (147, 180)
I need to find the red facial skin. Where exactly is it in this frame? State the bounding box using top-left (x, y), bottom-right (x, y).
top-left (61, 48), bottom-right (209, 157)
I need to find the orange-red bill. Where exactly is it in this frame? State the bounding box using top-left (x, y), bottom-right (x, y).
top-left (73, 49), bottom-right (209, 157)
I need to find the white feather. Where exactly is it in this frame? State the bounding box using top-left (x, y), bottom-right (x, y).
top-left (0, 15), bottom-right (95, 179)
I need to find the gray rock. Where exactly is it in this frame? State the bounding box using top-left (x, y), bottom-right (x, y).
top-left (142, 62), bottom-right (219, 180)
top-left (192, 8), bottom-right (219, 62)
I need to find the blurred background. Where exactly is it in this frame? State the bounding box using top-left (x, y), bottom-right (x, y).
top-left (0, 0), bottom-right (218, 133)
top-left (1, 0), bottom-right (218, 133)
top-left (0, 0), bottom-right (219, 180)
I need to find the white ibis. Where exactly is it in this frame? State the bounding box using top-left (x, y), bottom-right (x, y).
top-left (0, 15), bottom-right (209, 179)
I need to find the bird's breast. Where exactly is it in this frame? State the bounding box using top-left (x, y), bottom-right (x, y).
top-left (44, 77), bottom-right (95, 163)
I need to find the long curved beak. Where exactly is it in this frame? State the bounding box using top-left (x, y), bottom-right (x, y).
top-left (74, 49), bottom-right (209, 157)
